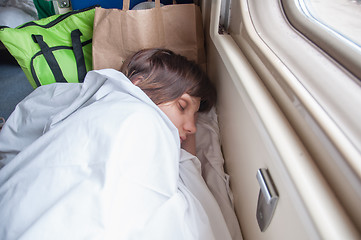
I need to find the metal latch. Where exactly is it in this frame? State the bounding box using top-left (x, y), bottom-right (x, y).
top-left (256, 168), bottom-right (279, 232)
top-left (46, 0), bottom-right (71, 8)
top-left (56, 0), bottom-right (70, 8)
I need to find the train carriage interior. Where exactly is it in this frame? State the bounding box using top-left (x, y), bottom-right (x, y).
top-left (1, 0), bottom-right (361, 239)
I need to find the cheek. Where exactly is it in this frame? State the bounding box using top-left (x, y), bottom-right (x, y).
top-left (166, 112), bottom-right (182, 130)
top-left (159, 105), bottom-right (182, 129)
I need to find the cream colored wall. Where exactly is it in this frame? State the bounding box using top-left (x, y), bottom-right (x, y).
top-left (201, 0), bottom-right (361, 239)
top-left (206, 42), bottom-right (317, 239)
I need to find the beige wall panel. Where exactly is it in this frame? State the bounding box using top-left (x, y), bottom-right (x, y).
top-left (206, 40), bottom-right (315, 240)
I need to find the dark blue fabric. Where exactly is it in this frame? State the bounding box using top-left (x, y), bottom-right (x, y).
top-left (71, 0), bottom-right (194, 10)
top-left (72, 0), bottom-right (144, 10)
top-left (0, 50), bottom-right (33, 120)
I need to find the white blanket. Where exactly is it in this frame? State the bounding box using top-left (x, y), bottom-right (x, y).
top-left (0, 69), bottom-right (232, 240)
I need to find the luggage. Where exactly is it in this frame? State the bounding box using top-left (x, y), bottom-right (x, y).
top-left (71, 0), bottom-right (142, 10)
top-left (0, 6), bottom-right (95, 88)
top-left (92, 0), bottom-right (206, 71)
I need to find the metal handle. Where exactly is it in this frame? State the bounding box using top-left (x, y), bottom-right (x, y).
top-left (256, 168), bottom-right (279, 232)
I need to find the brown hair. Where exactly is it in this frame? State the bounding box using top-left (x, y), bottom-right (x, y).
top-left (121, 48), bottom-right (216, 112)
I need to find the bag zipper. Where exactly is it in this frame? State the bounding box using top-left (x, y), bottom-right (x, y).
top-left (18, 5), bottom-right (99, 29)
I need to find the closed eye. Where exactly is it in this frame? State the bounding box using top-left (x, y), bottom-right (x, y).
top-left (178, 99), bottom-right (187, 111)
top-left (179, 103), bottom-right (185, 111)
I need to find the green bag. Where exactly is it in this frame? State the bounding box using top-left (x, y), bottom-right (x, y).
top-left (0, 6), bottom-right (95, 88)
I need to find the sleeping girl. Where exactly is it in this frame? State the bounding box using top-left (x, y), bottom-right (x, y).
top-left (0, 48), bottom-right (232, 239)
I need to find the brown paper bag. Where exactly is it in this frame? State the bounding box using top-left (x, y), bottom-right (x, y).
top-left (92, 0), bottom-right (206, 71)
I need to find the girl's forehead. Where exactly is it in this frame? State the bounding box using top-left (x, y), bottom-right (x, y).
top-left (188, 96), bottom-right (201, 112)
top-left (191, 97), bottom-right (201, 109)
top-left (183, 93), bottom-right (200, 105)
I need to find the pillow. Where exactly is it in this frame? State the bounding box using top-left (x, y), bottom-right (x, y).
top-left (196, 108), bottom-right (242, 240)
top-left (0, 6), bottom-right (95, 88)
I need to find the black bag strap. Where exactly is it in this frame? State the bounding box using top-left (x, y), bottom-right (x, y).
top-left (32, 29), bottom-right (87, 85)
top-left (32, 34), bottom-right (67, 83)
top-left (71, 29), bottom-right (86, 83)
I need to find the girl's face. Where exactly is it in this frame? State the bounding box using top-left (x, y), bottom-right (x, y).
top-left (158, 93), bottom-right (200, 144)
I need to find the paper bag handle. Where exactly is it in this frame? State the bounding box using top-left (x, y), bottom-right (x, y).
top-left (123, 0), bottom-right (161, 10)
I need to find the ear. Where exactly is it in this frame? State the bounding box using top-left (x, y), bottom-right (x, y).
top-left (132, 76), bottom-right (143, 86)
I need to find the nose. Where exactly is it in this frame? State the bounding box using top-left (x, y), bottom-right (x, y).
top-left (184, 117), bottom-right (197, 135)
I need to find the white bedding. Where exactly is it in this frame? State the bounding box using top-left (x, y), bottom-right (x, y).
top-left (196, 109), bottom-right (242, 240)
top-left (0, 69), bottom-right (232, 239)
top-left (0, 0), bottom-right (37, 28)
